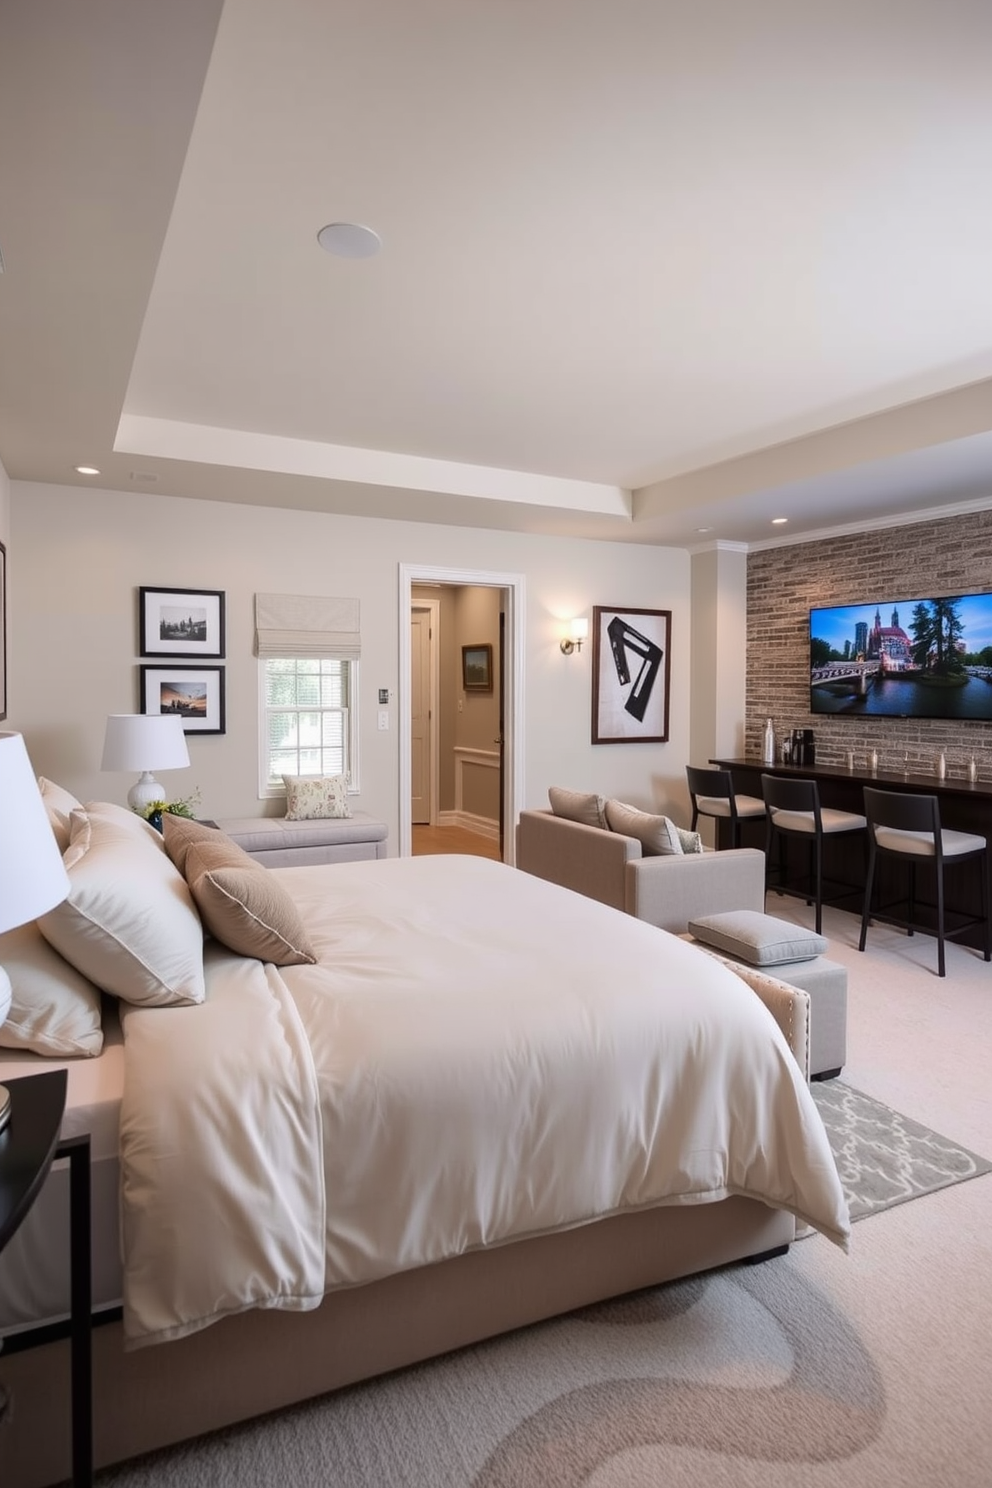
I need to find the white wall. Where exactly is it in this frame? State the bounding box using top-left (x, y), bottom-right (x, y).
top-left (10, 482), bottom-right (695, 849)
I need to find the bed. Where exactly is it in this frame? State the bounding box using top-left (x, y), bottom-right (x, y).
top-left (0, 799), bottom-right (849, 1488)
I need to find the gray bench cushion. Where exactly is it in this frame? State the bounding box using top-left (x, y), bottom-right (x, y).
top-left (687, 909), bottom-right (827, 967)
top-left (214, 812), bottom-right (388, 867)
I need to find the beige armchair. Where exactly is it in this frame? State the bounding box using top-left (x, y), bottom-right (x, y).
top-left (515, 809), bottom-right (765, 935)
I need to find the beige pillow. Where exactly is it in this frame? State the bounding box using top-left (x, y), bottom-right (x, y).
top-left (282, 774), bottom-right (352, 822)
top-left (37, 803), bottom-right (206, 1007)
top-left (160, 812), bottom-right (222, 877)
top-left (38, 776), bottom-right (83, 854)
top-left (548, 787), bottom-right (607, 830)
top-left (604, 799), bottom-right (683, 855)
top-left (0, 921), bottom-right (104, 1057)
top-left (168, 820), bottom-right (316, 966)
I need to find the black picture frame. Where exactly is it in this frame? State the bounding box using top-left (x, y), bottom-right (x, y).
top-left (140, 665), bottom-right (226, 735)
top-left (139, 586), bottom-right (225, 658)
top-left (591, 606), bottom-right (671, 744)
top-left (461, 643), bottom-right (493, 692)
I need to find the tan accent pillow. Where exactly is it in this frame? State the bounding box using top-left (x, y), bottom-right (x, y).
top-left (548, 787), bottom-right (607, 830)
top-left (282, 774), bottom-right (352, 821)
top-left (604, 799), bottom-right (683, 855)
top-left (173, 825), bottom-right (317, 966)
top-left (37, 803), bottom-right (206, 1007)
top-left (160, 812), bottom-right (222, 877)
top-left (0, 921), bottom-right (104, 1057)
top-left (38, 776), bottom-right (83, 854)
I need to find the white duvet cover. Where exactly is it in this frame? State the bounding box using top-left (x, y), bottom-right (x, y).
top-left (119, 856), bottom-right (849, 1346)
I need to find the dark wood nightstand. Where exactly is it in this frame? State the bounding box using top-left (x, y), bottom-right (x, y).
top-left (0, 1070), bottom-right (92, 1486)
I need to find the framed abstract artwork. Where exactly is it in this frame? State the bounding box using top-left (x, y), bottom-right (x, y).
top-left (591, 606), bottom-right (671, 744)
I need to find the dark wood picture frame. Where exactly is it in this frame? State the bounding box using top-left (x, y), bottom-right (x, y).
top-left (140, 664), bottom-right (226, 735)
top-left (591, 606), bottom-right (671, 744)
top-left (139, 586), bottom-right (226, 658)
top-left (462, 643), bottom-right (493, 692)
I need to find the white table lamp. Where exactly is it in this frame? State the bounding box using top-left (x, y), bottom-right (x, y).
top-left (0, 732), bottom-right (73, 1132)
top-left (101, 714), bottom-right (191, 814)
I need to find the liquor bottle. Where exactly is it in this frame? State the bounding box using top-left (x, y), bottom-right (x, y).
top-left (869, 747), bottom-right (878, 774)
top-left (763, 718), bottom-right (775, 765)
top-left (969, 755), bottom-right (978, 784)
top-left (936, 751), bottom-right (947, 781)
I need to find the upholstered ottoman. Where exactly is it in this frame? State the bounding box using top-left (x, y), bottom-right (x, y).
top-left (214, 811), bottom-right (388, 867)
top-left (685, 909), bottom-right (848, 1081)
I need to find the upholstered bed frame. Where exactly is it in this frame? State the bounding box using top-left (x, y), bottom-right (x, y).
top-left (5, 1199), bottom-right (794, 1488)
top-left (2, 957), bottom-right (808, 1488)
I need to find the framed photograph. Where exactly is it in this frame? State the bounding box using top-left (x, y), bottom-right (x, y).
top-left (592, 606), bottom-right (671, 744)
top-left (462, 643), bottom-right (493, 692)
top-left (140, 665), bottom-right (226, 735)
top-left (0, 541), bottom-right (6, 721)
top-left (139, 586), bottom-right (225, 658)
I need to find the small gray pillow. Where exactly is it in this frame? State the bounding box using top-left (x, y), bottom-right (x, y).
top-left (687, 910), bottom-right (827, 966)
top-left (548, 787), bottom-right (607, 830)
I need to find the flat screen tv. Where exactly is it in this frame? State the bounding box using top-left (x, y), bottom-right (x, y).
top-left (809, 592), bottom-right (992, 719)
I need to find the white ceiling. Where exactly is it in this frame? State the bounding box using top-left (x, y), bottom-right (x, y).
top-left (3, 0), bottom-right (992, 549)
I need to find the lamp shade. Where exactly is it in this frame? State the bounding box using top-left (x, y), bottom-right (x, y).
top-left (0, 731), bottom-right (71, 935)
top-left (101, 714), bottom-right (191, 773)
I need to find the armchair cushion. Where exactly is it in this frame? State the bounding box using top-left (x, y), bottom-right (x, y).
top-left (605, 799), bottom-right (683, 855)
top-left (548, 787), bottom-right (607, 830)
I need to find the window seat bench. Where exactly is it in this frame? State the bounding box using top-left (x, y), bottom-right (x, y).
top-left (214, 812), bottom-right (388, 868)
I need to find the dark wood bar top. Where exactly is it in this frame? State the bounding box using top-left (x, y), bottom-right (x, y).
top-left (711, 756), bottom-right (992, 801)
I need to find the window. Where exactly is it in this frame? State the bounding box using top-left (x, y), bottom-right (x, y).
top-left (260, 657), bottom-right (358, 795)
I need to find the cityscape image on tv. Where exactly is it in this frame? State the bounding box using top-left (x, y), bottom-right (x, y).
top-left (809, 594), bottom-right (992, 718)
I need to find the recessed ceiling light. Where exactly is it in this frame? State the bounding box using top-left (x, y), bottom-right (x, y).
top-left (317, 222), bottom-right (381, 259)
top-left (74, 465), bottom-right (100, 476)
top-left (696, 526), bottom-right (713, 533)
top-left (771, 517), bottom-right (788, 525)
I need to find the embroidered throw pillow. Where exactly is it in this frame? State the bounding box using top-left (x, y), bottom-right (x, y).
top-left (282, 774), bottom-right (352, 821)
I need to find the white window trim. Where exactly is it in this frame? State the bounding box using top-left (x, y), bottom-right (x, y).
top-left (257, 657), bottom-right (360, 800)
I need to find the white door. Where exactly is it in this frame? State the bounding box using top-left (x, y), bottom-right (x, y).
top-left (411, 608), bottom-right (432, 824)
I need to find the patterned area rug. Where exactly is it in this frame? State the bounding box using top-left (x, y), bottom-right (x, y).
top-left (811, 1080), bottom-right (992, 1221)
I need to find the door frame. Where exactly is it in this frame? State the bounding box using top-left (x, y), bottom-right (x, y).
top-left (398, 564), bottom-right (526, 863)
top-left (410, 596), bottom-right (440, 825)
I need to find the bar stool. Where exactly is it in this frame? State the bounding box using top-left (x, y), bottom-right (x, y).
top-left (686, 766), bottom-right (766, 849)
top-left (761, 774), bottom-right (867, 934)
top-left (859, 787), bottom-right (991, 977)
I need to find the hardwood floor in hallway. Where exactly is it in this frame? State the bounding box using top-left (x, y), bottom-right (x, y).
top-left (411, 824), bottom-right (502, 861)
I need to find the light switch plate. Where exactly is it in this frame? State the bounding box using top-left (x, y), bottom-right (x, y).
top-left (377, 709), bottom-right (389, 730)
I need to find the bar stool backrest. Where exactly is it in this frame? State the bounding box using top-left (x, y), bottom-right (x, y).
top-left (686, 766), bottom-right (735, 806)
top-left (761, 774), bottom-right (822, 826)
top-left (863, 787), bottom-right (941, 845)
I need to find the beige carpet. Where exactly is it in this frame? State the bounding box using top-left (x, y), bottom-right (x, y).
top-left (92, 900), bottom-right (992, 1487)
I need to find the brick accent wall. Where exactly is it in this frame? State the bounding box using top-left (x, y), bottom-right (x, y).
top-left (746, 508), bottom-right (992, 780)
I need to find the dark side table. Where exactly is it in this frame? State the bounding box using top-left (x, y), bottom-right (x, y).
top-left (0, 1069), bottom-right (92, 1486)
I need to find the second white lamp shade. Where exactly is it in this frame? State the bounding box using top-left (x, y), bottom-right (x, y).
top-left (101, 714), bottom-right (191, 813)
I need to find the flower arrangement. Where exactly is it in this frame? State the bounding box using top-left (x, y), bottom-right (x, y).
top-left (140, 788), bottom-right (202, 832)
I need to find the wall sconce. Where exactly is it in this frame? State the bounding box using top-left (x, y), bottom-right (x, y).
top-left (561, 618), bottom-right (589, 655)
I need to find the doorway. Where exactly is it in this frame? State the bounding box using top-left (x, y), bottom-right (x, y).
top-left (398, 564), bottom-right (525, 864)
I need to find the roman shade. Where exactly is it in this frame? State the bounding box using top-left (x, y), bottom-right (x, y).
top-left (254, 594), bottom-right (361, 660)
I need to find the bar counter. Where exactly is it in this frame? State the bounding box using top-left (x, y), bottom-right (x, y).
top-left (710, 755), bottom-right (992, 952)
